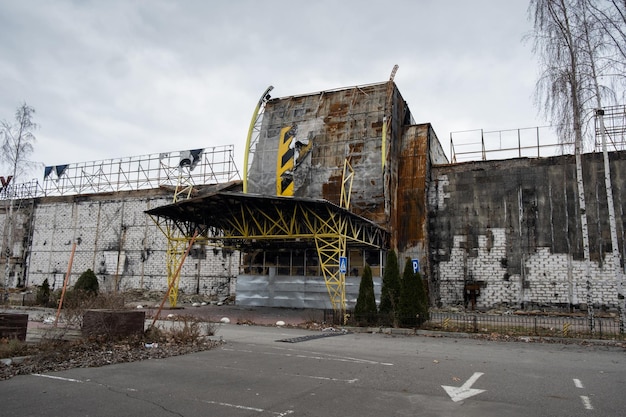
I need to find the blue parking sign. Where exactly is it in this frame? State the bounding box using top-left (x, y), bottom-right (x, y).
top-left (339, 256), bottom-right (348, 274)
top-left (412, 259), bottom-right (419, 273)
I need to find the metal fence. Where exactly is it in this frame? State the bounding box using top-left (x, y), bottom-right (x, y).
top-left (449, 126), bottom-right (572, 163)
top-left (336, 310), bottom-right (624, 340)
top-left (426, 312), bottom-right (624, 340)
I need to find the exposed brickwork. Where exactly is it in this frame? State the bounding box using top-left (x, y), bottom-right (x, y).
top-left (429, 152), bottom-right (626, 310)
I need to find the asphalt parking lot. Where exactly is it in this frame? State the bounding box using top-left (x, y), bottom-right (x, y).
top-left (2, 316), bottom-right (625, 417)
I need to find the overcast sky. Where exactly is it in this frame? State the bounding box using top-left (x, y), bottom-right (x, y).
top-left (0, 0), bottom-right (546, 181)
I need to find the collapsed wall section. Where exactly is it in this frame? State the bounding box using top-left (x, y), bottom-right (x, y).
top-left (429, 152), bottom-right (626, 310)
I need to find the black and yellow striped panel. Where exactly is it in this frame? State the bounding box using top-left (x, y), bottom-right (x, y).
top-left (276, 126), bottom-right (295, 196)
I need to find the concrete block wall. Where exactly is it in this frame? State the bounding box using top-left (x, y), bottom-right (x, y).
top-left (4, 189), bottom-right (236, 299)
top-left (0, 200), bottom-right (35, 287)
top-left (429, 152), bottom-right (626, 310)
top-left (436, 228), bottom-right (620, 309)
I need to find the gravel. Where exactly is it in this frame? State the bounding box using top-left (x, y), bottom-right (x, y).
top-left (1, 337), bottom-right (222, 381)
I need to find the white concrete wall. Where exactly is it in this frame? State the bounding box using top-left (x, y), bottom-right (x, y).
top-left (2, 191), bottom-right (235, 299)
top-left (436, 228), bottom-right (621, 309)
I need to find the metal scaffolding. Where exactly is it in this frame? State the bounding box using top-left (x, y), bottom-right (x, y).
top-left (38, 145), bottom-right (239, 197)
top-left (595, 104), bottom-right (626, 152)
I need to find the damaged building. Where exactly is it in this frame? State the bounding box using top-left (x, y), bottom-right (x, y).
top-left (147, 80), bottom-right (448, 310)
top-left (2, 79), bottom-right (625, 313)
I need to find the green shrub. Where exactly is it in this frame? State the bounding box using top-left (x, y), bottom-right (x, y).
top-left (73, 269), bottom-right (99, 295)
top-left (354, 265), bottom-right (377, 325)
top-left (399, 259), bottom-right (422, 327)
top-left (379, 250), bottom-right (400, 326)
top-left (415, 272), bottom-right (430, 324)
top-left (36, 278), bottom-right (51, 306)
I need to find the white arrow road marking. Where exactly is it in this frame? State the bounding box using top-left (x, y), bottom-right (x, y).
top-left (442, 372), bottom-right (486, 402)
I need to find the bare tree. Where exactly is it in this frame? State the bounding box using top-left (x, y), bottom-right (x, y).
top-left (529, 0), bottom-right (626, 333)
top-left (1, 103), bottom-right (37, 297)
top-left (581, 1), bottom-right (626, 335)
top-left (1, 103), bottom-right (38, 184)
top-left (587, 0), bottom-right (626, 100)
top-left (529, 0), bottom-right (595, 329)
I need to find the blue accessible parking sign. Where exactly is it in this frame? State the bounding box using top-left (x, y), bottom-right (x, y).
top-left (339, 256), bottom-right (348, 274)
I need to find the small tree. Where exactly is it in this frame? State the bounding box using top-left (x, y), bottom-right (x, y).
top-left (354, 265), bottom-right (377, 325)
top-left (415, 272), bottom-right (430, 326)
top-left (399, 259), bottom-right (420, 328)
top-left (74, 269), bottom-right (99, 296)
top-left (379, 250), bottom-right (400, 327)
top-left (1, 103), bottom-right (37, 295)
top-left (36, 278), bottom-right (51, 306)
top-left (1, 103), bottom-right (38, 181)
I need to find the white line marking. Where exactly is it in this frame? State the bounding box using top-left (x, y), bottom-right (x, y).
top-left (287, 373), bottom-right (358, 383)
top-left (203, 400), bottom-right (264, 413)
top-left (573, 378), bottom-right (584, 389)
top-left (580, 395), bottom-right (594, 410)
top-left (271, 346), bottom-right (394, 366)
top-left (203, 400), bottom-right (293, 415)
top-left (214, 365), bottom-right (357, 384)
top-left (226, 345), bottom-right (393, 366)
top-left (32, 374), bottom-right (83, 383)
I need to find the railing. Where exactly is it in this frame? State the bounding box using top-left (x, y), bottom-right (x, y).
top-left (0, 179), bottom-right (43, 200)
top-left (343, 310), bottom-right (624, 340)
top-left (449, 126), bottom-right (574, 163)
top-left (0, 145), bottom-right (240, 201)
top-left (426, 312), bottom-right (623, 340)
top-left (595, 104), bottom-right (626, 152)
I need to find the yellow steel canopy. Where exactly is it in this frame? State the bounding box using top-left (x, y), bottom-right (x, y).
top-left (146, 191), bottom-right (388, 250)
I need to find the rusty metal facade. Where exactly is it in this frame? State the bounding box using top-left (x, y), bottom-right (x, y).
top-left (245, 81), bottom-right (448, 277)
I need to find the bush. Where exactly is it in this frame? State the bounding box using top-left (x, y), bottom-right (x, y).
top-left (36, 278), bottom-right (51, 306)
top-left (354, 265), bottom-right (377, 325)
top-left (399, 259), bottom-right (426, 328)
top-left (73, 269), bottom-right (99, 295)
top-left (60, 290), bottom-right (126, 329)
top-left (379, 250), bottom-right (400, 326)
top-left (415, 272), bottom-right (430, 324)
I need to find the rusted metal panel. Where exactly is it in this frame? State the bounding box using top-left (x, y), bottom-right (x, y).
top-left (394, 125), bottom-right (429, 253)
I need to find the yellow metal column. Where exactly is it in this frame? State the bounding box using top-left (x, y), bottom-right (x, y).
top-left (164, 169), bottom-right (198, 307)
top-left (314, 158), bottom-right (354, 318)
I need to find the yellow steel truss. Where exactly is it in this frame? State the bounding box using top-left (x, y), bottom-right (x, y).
top-left (162, 169), bottom-right (199, 307)
top-left (311, 159), bottom-right (355, 314)
top-left (148, 188), bottom-right (387, 312)
top-left (208, 201), bottom-right (383, 248)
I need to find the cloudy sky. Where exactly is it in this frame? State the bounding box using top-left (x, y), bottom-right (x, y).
top-left (0, 0), bottom-right (546, 181)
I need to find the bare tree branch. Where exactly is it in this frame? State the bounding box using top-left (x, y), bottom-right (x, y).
top-left (1, 103), bottom-right (38, 184)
